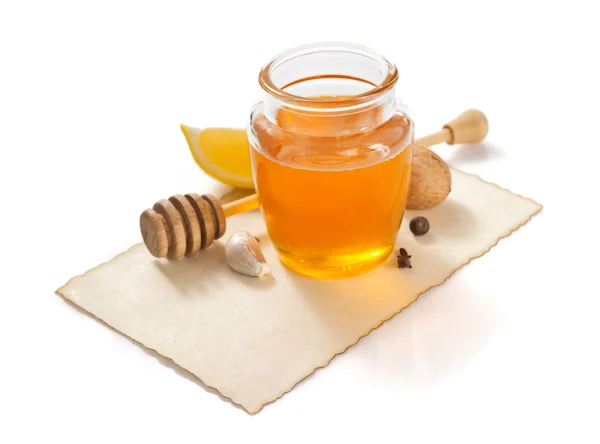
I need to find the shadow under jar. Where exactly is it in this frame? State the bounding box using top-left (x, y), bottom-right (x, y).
top-left (248, 43), bottom-right (414, 279)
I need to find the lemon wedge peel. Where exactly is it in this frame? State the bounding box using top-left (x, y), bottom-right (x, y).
top-left (180, 124), bottom-right (255, 189)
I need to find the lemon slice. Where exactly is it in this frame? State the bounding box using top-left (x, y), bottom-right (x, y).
top-left (181, 125), bottom-right (255, 189)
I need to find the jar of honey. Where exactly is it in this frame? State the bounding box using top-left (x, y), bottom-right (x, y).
top-left (248, 43), bottom-right (414, 278)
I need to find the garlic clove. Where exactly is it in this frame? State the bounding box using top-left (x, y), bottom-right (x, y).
top-left (225, 231), bottom-right (272, 278)
top-left (256, 262), bottom-right (272, 278)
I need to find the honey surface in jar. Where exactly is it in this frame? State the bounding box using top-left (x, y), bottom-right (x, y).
top-left (250, 103), bottom-right (413, 279)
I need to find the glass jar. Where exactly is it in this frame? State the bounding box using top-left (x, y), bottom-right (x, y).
top-left (248, 42), bottom-right (414, 279)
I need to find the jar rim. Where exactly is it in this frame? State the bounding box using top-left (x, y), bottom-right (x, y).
top-left (258, 42), bottom-right (398, 105)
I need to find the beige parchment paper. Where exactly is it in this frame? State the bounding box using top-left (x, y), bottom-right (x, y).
top-left (57, 169), bottom-right (542, 413)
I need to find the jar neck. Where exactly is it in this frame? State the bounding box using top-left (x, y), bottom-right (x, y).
top-left (258, 42), bottom-right (399, 137)
top-left (262, 89), bottom-right (397, 137)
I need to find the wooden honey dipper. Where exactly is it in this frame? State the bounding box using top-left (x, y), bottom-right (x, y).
top-left (140, 109), bottom-right (488, 259)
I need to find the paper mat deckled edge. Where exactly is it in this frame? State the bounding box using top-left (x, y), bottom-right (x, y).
top-left (56, 169), bottom-right (542, 413)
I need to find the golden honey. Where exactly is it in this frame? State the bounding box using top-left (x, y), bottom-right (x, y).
top-left (249, 43), bottom-right (414, 278)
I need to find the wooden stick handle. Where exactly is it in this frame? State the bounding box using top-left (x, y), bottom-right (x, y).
top-left (414, 109), bottom-right (489, 147)
top-left (223, 194), bottom-right (260, 218)
top-left (415, 128), bottom-right (453, 148)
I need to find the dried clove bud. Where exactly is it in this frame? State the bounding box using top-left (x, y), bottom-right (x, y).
top-left (397, 247), bottom-right (412, 269)
top-left (409, 216), bottom-right (430, 236)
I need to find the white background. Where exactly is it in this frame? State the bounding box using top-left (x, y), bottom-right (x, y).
top-left (1, 1), bottom-right (599, 443)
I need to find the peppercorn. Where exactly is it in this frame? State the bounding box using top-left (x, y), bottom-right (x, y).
top-left (397, 247), bottom-right (412, 269)
top-left (409, 216), bottom-right (430, 236)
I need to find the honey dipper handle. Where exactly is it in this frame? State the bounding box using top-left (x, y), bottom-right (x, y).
top-left (223, 194), bottom-right (260, 218)
top-left (416, 109), bottom-right (489, 147)
top-left (415, 128), bottom-right (453, 148)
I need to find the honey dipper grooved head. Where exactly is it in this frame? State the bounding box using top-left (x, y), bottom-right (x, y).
top-left (169, 194), bottom-right (202, 257)
top-left (140, 193), bottom-right (228, 259)
top-left (201, 194), bottom-right (227, 238)
top-left (140, 209), bottom-right (169, 258)
top-left (185, 193), bottom-right (216, 250)
top-left (153, 199), bottom-right (187, 259)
